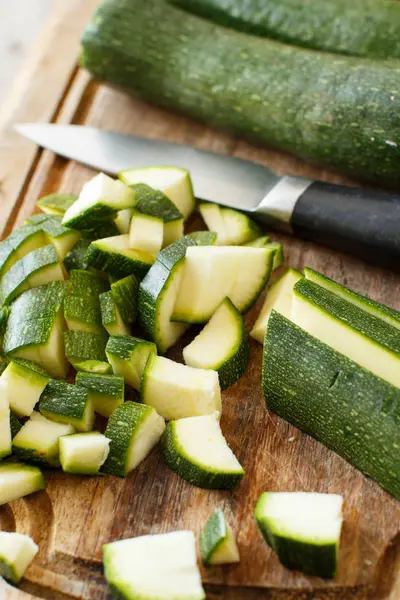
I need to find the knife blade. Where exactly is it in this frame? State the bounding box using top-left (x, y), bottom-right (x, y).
top-left (15, 123), bottom-right (400, 270)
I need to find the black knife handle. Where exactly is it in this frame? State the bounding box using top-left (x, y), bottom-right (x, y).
top-left (291, 181), bottom-right (400, 269)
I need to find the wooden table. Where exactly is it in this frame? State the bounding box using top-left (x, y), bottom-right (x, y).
top-left (0, 1), bottom-right (399, 598)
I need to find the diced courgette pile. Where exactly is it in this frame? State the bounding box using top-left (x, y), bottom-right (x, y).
top-left (0, 164), bottom-right (398, 594)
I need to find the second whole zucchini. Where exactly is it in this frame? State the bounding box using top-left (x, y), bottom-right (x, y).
top-left (82, 0), bottom-right (400, 188)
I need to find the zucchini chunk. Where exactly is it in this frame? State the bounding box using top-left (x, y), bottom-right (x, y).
top-left (102, 401), bottom-right (165, 476)
top-left (69, 268), bottom-right (110, 298)
top-left (37, 193), bottom-right (77, 216)
top-left (63, 239), bottom-right (91, 271)
top-left (263, 311), bottom-right (400, 499)
top-left (3, 282), bottom-right (69, 379)
top-left (39, 217), bottom-right (81, 260)
top-left (173, 246), bottom-right (274, 323)
top-left (129, 212), bottom-right (164, 256)
top-left (243, 235), bottom-right (270, 248)
top-left (110, 274), bottom-right (139, 325)
top-left (39, 379), bottom-right (95, 432)
top-left (183, 297), bottom-right (249, 389)
top-left (251, 268), bottom-right (303, 344)
top-left (0, 225), bottom-right (47, 278)
top-left (199, 203), bottom-right (261, 245)
top-left (10, 412), bottom-right (22, 439)
top-left (103, 531), bottom-right (204, 600)
top-left (100, 291), bottom-right (130, 336)
top-left (13, 411), bottom-right (75, 467)
top-left (199, 203), bottom-right (230, 245)
top-left (142, 355), bottom-right (221, 420)
top-left (59, 431), bottom-right (110, 474)
top-left (0, 463), bottom-right (45, 505)
top-left (64, 330), bottom-right (110, 374)
top-left (292, 278), bottom-right (400, 388)
top-left (114, 208), bottom-right (134, 234)
top-left (255, 492), bottom-right (343, 579)
top-left (304, 267), bottom-right (400, 330)
top-left (162, 413), bottom-right (244, 489)
top-left (138, 233), bottom-right (216, 354)
top-left (62, 173), bottom-right (136, 230)
top-left (0, 359), bottom-right (49, 417)
top-left (106, 335), bottom-right (157, 390)
top-left (75, 372), bottom-right (124, 417)
top-left (0, 532), bottom-right (39, 584)
top-left (86, 235), bottom-right (154, 279)
top-left (64, 295), bottom-right (104, 334)
top-left (120, 166), bottom-right (196, 220)
top-left (0, 244), bottom-right (65, 306)
top-left (267, 242), bottom-right (284, 271)
top-left (200, 508), bottom-right (240, 566)
top-left (0, 392), bottom-right (11, 459)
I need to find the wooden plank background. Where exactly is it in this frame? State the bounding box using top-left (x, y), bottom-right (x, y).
top-left (0, 1), bottom-right (399, 599)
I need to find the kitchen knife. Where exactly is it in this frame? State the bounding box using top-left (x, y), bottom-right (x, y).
top-left (15, 123), bottom-right (400, 269)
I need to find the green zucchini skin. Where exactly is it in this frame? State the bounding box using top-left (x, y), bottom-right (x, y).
top-left (9, 412), bottom-right (22, 439)
top-left (81, 0), bottom-right (400, 188)
top-left (63, 239), bottom-right (91, 271)
top-left (133, 183), bottom-right (183, 223)
top-left (262, 311), bottom-right (400, 499)
top-left (170, 0), bottom-right (400, 60)
top-left (111, 275), bottom-right (138, 324)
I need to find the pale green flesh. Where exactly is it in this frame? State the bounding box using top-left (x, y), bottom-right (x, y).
top-left (210, 524), bottom-right (240, 565)
top-left (199, 203), bottom-right (230, 245)
top-left (220, 207), bottom-right (260, 245)
top-left (120, 166), bottom-right (196, 220)
top-left (0, 393), bottom-right (11, 458)
top-left (0, 227), bottom-right (47, 278)
top-left (106, 337), bottom-right (157, 391)
top-left (142, 355), bottom-right (221, 420)
top-left (0, 463), bottom-right (45, 505)
top-left (59, 432), bottom-right (110, 474)
top-left (129, 213), bottom-right (163, 256)
top-left (0, 361), bottom-right (49, 417)
top-left (103, 531), bottom-right (205, 600)
top-left (75, 372), bottom-right (124, 418)
top-left (251, 269), bottom-right (303, 344)
top-left (163, 219), bottom-right (184, 247)
top-left (127, 408), bottom-right (166, 472)
top-left (114, 208), bottom-right (134, 234)
top-left (183, 298), bottom-right (241, 369)
top-left (0, 532), bottom-right (39, 584)
top-left (200, 509), bottom-right (240, 566)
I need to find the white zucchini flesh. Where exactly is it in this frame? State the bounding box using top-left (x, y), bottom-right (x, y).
top-left (210, 524), bottom-right (240, 565)
top-left (120, 166), bottom-right (196, 220)
top-left (0, 532), bottom-right (39, 584)
top-left (199, 203), bottom-right (230, 245)
top-left (103, 531), bottom-right (205, 600)
top-left (115, 208), bottom-right (134, 234)
top-left (251, 269), bottom-right (303, 344)
top-left (59, 432), bottom-right (110, 474)
top-left (154, 260), bottom-right (189, 352)
top-left (142, 355), bottom-right (221, 420)
top-left (229, 247), bottom-right (274, 313)
top-left (127, 406), bottom-right (166, 472)
top-left (163, 219), bottom-right (185, 248)
top-left (0, 463), bottom-right (45, 505)
top-left (0, 393), bottom-right (11, 459)
top-left (129, 213), bottom-right (163, 256)
top-left (200, 509), bottom-right (240, 566)
top-left (0, 360), bottom-right (49, 417)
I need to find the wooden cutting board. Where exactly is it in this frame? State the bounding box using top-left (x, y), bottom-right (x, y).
top-left (0, 1), bottom-right (399, 598)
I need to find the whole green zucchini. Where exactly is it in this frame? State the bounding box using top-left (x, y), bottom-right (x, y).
top-left (81, 0), bottom-right (400, 188)
top-left (169, 0), bottom-right (400, 59)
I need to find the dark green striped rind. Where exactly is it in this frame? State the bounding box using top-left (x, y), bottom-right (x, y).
top-left (9, 413), bottom-right (22, 439)
top-left (199, 508), bottom-right (226, 565)
top-left (64, 296), bottom-right (104, 332)
top-left (0, 225), bottom-right (46, 277)
top-left (132, 183), bottom-right (183, 223)
top-left (262, 311), bottom-right (400, 499)
top-left (69, 269), bottom-right (110, 298)
top-left (86, 241), bottom-right (153, 279)
top-left (82, 0), bottom-right (400, 187)
top-left (111, 275), bottom-right (138, 324)
top-left (63, 239), bottom-right (91, 271)
top-left (170, 0), bottom-right (400, 59)
top-left (64, 330), bottom-right (109, 363)
top-left (37, 193), bottom-right (78, 215)
top-left (76, 371), bottom-right (124, 398)
top-left (39, 379), bottom-right (92, 428)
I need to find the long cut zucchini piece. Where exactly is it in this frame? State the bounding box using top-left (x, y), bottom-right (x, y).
top-left (292, 278), bottom-right (400, 388)
top-left (39, 379), bottom-right (95, 432)
top-left (200, 508), bottom-right (240, 565)
top-left (0, 225), bottom-right (47, 278)
top-left (304, 267), bottom-right (400, 330)
top-left (162, 413), bottom-right (244, 489)
top-left (103, 531), bottom-right (205, 600)
top-left (64, 330), bottom-right (110, 374)
top-left (75, 371), bottom-right (124, 417)
top-left (102, 401), bottom-right (165, 476)
top-left (59, 432), bottom-right (110, 474)
top-left (99, 291), bottom-right (130, 336)
top-left (255, 491), bottom-right (343, 579)
top-left (138, 232), bottom-right (216, 353)
top-left (106, 335), bottom-right (157, 391)
top-left (183, 297), bottom-right (249, 389)
top-left (251, 268), bottom-right (303, 344)
top-left (170, 0), bottom-right (400, 60)
top-left (120, 166), bottom-right (195, 220)
top-left (142, 355), bottom-right (221, 421)
top-left (262, 311), bottom-right (400, 499)
top-left (86, 235), bottom-right (154, 279)
top-left (0, 463), bottom-right (45, 506)
top-left (12, 411), bottom-right (75, 467)
top-left (0, 532), bottom-right (39, 585)
top-left (81, 0), bottom-right (400, 188)
top-left (62, 173), bottom-right (136, 230)
top-left (3, 282), bottom-right (69, 379)
top-left (0, 359), bottom-right (49, 417)
top-left (37, 193), bottom-right (78, 216)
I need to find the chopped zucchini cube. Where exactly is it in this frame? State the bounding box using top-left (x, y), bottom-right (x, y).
top-left (0, 463), bottom-right (45, 505)
top-left (102, 401), bottom-right (165, 476)
top-left (59, 431), bottom-right (110, 474)
top-left (100, 291), bottom-right (130, 336)
top-left (0, 359), bottom-right (49, 417)
top-left (142, 355), bottom-right (221, 421)
top-left (63, 239), bottom-right (91, 272)
top-left (64, 330), bottom-right (110, 375)
top-left (86, 234), bottom-right (155, 279)
top-left (64, 295), bottom-right (104, 334)
top-left (106, 335), bottom-right (157, 391)
top-left (0, 532), bottom-right (38, 584)
top-left (129, 212), bottom-right (164, 256)
top-left (200, 509), bottom-right (240, 566)
top-left (243, 235), bottom-right (271, 248)
top-left (69, 269), bottom-right (110, 298)
top-left (75, 372), bottom-right (124, 418)
top-left (13, 411), bottom-right (75, 467)
top-left (40, 217), bottom-right (81, 260)
top-left (199, 203), bottom-right (230, 245)
top-left (37, 193), bottom-right (77, 216)
top-left (0, 225), bottom-right (47, 278)
top-left (39, 379), bottom-right (95, 432)
top-left (110, 274), bottom-right (138, 325)
top-left (114, 208), bottom-right (134, 234)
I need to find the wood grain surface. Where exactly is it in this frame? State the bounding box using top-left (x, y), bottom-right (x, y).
top-left (0, 1), bottom-right (399, 599)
